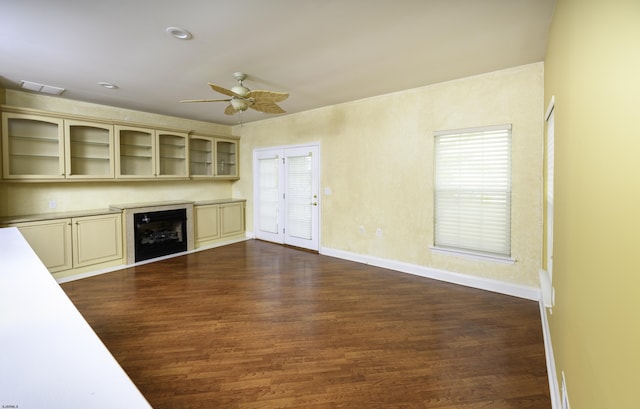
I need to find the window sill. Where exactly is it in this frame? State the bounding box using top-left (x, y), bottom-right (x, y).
top-left (430, 246), bottom-right (516, 264)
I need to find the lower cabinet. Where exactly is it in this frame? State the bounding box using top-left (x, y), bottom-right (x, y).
top-left (194, 204), bottom-right (220, 245)
top-left (194, 201), bottom-right (245, 248)
top-left (72, 214), bottom-right (123, 268)
top-left (8, 213), bottom-right (123, 276)
top-left (14, 218), bottom-right (73, 273)
top-left (220, 202), bottom-right (245, 237)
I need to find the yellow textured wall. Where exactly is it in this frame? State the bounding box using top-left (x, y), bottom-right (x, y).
top-left (544, 1), bottom-right (640, 407)
top-left (234, 63), bottom-right (544, 288)
top-left (1, 90), bottom-right (234, 216)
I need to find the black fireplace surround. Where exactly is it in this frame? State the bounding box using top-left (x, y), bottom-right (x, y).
top-left (134, 208), bottom-right (188, 262)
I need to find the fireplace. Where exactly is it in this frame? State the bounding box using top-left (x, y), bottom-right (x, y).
top-left (134, 208), bottom-right (187, 262)
top-left (111, 201), bottom-right (195, 264)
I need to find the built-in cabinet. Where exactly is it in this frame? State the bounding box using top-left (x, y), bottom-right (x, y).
top-left (12, 218), bottom-right (73, 272)
top-left (220, 201), bottom-right (245, 236)
top-left (3, 200), bottom-right (245, 279)
top-left (2, 113), bottom-right (66, 179)
top-left (4, 213), bottom-right (123, 275)
top-left (189, 134), bottom-right (239, 179)
top-left (189, 135), bottom-right (214, 178)
top-left (115, 125), bottom-right (189, 179)
top-left (1, 113), bottom-right (116, 180)
top-left (72, 213), bottom-right (123, 268)
top-left (65, 120), bottom-right (115, 179)
top-left (194, 200), bottom-right (245, 247)
top-left (1, 110), bottom-right (239, 181)
top-left (215, 139), bottom-right (238, 179)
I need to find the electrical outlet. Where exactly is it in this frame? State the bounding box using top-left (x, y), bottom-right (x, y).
top-left (48, 200), bottom-right (57, 209)
top-left (376, 228), bottom-right (382, 237)
top-left (359, 225), bottom-right (365, 234)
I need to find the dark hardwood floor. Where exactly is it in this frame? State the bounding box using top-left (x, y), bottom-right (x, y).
top-left (61, 240), bottom-right (551, 408)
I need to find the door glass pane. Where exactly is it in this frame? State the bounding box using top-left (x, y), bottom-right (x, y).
top-left (287, 154), bottom-right (312, 240)
top-left (258, 157), bottom-right (279, 234)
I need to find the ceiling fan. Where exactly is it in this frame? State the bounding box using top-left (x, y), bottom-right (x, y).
top-left (180, 72), bottom-right (288, 116)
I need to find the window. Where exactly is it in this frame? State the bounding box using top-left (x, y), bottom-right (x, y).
top-left (433, 124), bottom-right (512, 258)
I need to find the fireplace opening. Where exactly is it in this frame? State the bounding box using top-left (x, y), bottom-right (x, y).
top-left (134, 208), bottom-right (187, 262)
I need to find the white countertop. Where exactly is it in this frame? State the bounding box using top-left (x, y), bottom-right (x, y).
top-left (0, 227), bottom-right (151, 408)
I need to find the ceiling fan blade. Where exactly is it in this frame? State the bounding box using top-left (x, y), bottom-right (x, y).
top-left (247, 90), bottom-right (289, 103)
top-left (209, 83), bottom-right (243, 98)
top-left (180, 98), bottom-right (232, 103)
top-left (250, 101), bottom-right (286, 114)
top-left (224, 104), bottom-right (238, 115)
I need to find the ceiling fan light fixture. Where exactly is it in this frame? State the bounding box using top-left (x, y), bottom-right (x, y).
top-left (231, 85), bottom-right (250, 97)
top-left (230, 98), bottom-right (249, 111)
top-left (165, 26), bottom-right (192, 40)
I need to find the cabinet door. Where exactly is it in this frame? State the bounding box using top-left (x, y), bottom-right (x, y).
top-left (194, 204), bottom-right (220, 245)
top-left (73, 213), bottom-right (123, 268)
top-left (65, 120), bottom-right (114, 179)
top-left (115, 125), bottom-right (155, 178)
top-left (157, 131), bottom-right (189, 177)
top-left (189, 136), bottom-right (214, 177)
top-left (2, 113), bottom-right (65, 179)
top-left (220, 202), bottom-right (245, 237)
top-left (214, 139), bottom-right (239, 179)
top-left (14, 219), bottom-right (73, 272)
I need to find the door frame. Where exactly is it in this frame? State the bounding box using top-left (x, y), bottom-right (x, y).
top-left (253, 142), bottom-right (321, 251)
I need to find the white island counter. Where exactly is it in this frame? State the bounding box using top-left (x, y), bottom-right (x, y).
top-left (0, 227), bottom-right (151, 408)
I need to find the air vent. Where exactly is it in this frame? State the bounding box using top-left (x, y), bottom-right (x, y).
top-left (20, 80), bottom-right (65, 95)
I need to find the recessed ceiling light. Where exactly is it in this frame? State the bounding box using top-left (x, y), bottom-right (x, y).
top-left (165, 26), bottom-right (192, 40)
top-left (97, 81), bottom-right (118, 89)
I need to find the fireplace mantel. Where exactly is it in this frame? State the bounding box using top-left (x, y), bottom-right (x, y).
top-left (110, 200), bottom-right (195, 212)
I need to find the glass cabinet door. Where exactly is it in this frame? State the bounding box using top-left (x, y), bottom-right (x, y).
top-left (215, 139), bottom-right (238, 179)
top-left (189, 136), bottom-right (214, 177)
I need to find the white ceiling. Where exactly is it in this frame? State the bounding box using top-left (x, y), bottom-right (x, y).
top-left (1, 0), bottom-right (555, 126)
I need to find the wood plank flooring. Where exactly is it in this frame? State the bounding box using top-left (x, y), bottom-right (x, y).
top-left (61, 240), bottom-right (551, 408)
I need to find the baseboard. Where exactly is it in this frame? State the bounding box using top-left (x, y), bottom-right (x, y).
top-left (56, 263), bottom-right (129, 284)
top-left (320, 247), bottom-right (541, 301)
top-left (57, 236), bottom-right (251, 284)
top-left (320, 246), bottom-right (559, 403)
top-left (539, 300), bottom-right (561, 409)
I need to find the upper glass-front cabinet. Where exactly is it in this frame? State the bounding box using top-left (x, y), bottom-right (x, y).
top-left (2, 113), bottom-right (65, 179)
top-left (157, 131), bottom-right (189, 178)
top-left (2, 110), bottom-right (237, 181)
top-left (188, 135), bottom-right (238, 179)
top-left (65, 120), bottom-right (114, 179)
top-left (115, 126), bottom-right (189, 179)
top-left (215, 139), bottom-right (238, 179)
top-left (189, 135), bottom-right (214, 177)
top-left (115, 125), bottom-right (155, 178)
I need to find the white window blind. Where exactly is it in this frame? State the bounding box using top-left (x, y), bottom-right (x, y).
top-left (258, 156), bottom-right (280, 234)
top-left (434, 124), bottom-right (512, 257)
top-left (286, 154), bottom-right (313, 240)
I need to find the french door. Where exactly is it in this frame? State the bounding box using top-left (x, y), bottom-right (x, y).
top-left (253, 144), bottom-right (320, 251)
